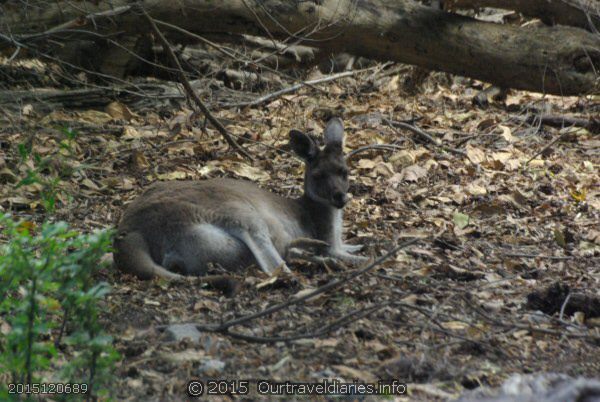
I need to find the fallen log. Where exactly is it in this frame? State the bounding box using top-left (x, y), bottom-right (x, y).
top-left (1, 0), bottom-right (599, 95)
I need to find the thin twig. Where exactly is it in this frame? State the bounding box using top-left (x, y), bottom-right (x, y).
top-left (346, 144), bottom-right (404, 160)
top-left (519, 114), bottom-right (600, 133)
top-left (526, 130), bottom-right (574, 165)
top-left (222, 68), bottom-right (378, 108)
top-left (139, 7), bottom-right (252, 160)
top-left (220, 302), bottom-right (387, 343)
top-left (382, 118), bottom-right (468, 158)
top-left (502, 252), bottom-right (593, 260)
top-left (559, 292), bottom-right (572, 322)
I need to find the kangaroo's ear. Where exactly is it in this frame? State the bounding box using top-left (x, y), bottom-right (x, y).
top-left (289, 129), bottom-right (319, 160)
top-left (324, 117), bottom-right (345, 149)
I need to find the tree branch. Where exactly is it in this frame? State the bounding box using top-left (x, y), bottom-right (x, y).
top-left (140, 6), bottom-right (253, 160)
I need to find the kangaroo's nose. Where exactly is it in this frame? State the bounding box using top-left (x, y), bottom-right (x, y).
top-left (332, 191), bottom-right (347, 208)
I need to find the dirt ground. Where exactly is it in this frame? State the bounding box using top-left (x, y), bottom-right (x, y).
top-left (2, 67), bottom-right (599, 400)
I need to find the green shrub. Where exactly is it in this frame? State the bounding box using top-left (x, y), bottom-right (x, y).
top-left (0, 214), bottom-right (119, 400)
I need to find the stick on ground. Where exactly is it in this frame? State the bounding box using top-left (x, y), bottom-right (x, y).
top-left (155, 237), bottom-right (422, 340)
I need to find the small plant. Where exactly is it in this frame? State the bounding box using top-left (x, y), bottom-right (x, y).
top-left (0, 214), bottom-right (119, 400)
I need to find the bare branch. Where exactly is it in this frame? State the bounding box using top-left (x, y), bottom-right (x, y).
top-left (139, 6), bottom-right (253, 160)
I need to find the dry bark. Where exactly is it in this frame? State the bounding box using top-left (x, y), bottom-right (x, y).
top-left (1, 0), bottom-right (599, 95)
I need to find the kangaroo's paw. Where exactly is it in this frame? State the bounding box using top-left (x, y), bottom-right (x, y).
top-left (288, 238), bottom-right (330, 254)
top-left (329, 250), bottom-right (368, 265)
top-left (278, 262), bottom-right (292, 274)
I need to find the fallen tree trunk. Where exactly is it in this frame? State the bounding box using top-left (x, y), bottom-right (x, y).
top-left (447, 0), bottom-right (600, 32)
top-left (1, 0), bottom-right (599, 95)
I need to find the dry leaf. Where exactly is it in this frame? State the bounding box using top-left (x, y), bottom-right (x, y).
top-left (357, 159), bottom-right (377, 169)
top-left (373, 161), bottom-right (395, 178)
top-left (156, 171), bottom-right (188, 180)
top-left (498, 124), bottom-right (515, 142)
top-left (230, 163), bottom-right (270, 182)
top-left (256, 275), bottom-right (279, 289)
top-left (467, 183), bottom-right (487, 196)
top-left (122, 126), bottom-right (143, 140)
top-left (332, 365), bottom-right (377, 382)
top-left (197, 161), bottom-right (223, 177)
top-left (81, 178), bottom-right (100, 191)
top-left (401, 164), bottom-right (427, 182)
top-left (159, 350), bottom-right (205, 363)
top-left (22, 104), bottom-right (34, 116)
top-left (106, 101), bottom-right (134, 121)
top-left (390, 150), bottom-right (415, 168)
top-left (491, 151), bottom-right (513, 164)
top-left (77, 110), bottom-right (113, 124)
top-left (315, 338), bottom-right (340, 348)
top-left (441, 321), bottom-right (469, 330)
top-left (466, 145), bottom-right (486, 164)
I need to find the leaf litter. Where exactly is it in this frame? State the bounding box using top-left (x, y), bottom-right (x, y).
top-left (0, 66), bottom-right (599, 401)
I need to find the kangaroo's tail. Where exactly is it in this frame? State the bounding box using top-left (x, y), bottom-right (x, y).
top-left (114, 231), bottom-right (183, 280)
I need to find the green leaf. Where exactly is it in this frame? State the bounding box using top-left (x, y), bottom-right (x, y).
top-left (17, 143), bottom-right (29, 159)
top-left (554, 228), bottom-right (567, 248)
top-left (16, 171), bottom-right (39, 187)
top-left (453, 212), bottom-right (470, 229)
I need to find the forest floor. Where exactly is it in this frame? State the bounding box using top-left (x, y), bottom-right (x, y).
top-left (1, 63), bottom-right (599, 401)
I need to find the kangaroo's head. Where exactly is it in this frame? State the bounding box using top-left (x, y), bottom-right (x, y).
top-left (290, 118), bottom-right (349, 209)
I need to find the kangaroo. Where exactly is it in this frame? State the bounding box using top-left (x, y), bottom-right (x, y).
top-left (114, 118), bottom-right (366, 280)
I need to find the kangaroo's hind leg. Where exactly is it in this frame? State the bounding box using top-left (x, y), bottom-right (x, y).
top-left (232, 228), bottom-right (290, 275)
top-left (165, 224), bottom-right (253, 275)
